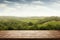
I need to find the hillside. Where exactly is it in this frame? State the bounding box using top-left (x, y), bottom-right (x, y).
top-left (0, 16), bottom-right (60, 30)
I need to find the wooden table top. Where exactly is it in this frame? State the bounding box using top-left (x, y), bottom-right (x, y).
top-left (0, 30), bottom-right (60, 39)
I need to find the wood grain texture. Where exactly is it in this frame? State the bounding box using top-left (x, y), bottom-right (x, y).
top-left (0, 30), bottom-right (60, 39)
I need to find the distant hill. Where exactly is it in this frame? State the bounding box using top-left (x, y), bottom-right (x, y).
top-left (0, 16), bottom-right (60, 30)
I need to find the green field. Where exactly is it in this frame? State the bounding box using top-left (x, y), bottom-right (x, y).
top-left (0, 16), bottom-right (60, 30)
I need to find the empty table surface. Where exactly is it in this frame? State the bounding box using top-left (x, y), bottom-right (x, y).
top-left (0, 30), bottom-right (60, 38)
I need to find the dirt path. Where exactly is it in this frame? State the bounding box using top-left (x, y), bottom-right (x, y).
top-left (0, 30), bottom-right (60, 38)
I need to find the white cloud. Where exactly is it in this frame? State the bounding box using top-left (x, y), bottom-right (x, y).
top-left (31, 0), bottom-right (44, 5)
top-left (0, 1), bottom-right (60, 17)
top-left (46, 0), bottom-right (60, 16)
top-left (49, 2), bottom-right (60, 10)
top-left (0, 4), bottom-right (7, 8)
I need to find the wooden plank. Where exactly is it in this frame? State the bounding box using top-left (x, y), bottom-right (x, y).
top-left (0, 30), bottom-right (60, 39)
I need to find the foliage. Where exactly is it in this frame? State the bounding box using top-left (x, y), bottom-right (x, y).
top-left (0, 16), bottom-right (60, 30)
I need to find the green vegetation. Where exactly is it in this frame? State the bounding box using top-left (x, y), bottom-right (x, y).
top-left (0, 16), bottom-right (60, 30)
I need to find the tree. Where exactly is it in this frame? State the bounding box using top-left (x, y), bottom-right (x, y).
top-left (28, 22), bottom-right (33, 26)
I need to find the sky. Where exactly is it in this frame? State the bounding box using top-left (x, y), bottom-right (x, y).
top-left (0, 0), bottom-right (60, 17)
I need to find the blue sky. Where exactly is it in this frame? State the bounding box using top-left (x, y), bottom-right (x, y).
top-left (0, 0), bottom-right (60, 17)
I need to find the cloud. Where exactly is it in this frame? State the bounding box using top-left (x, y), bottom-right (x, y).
top-left (0, 0), bottom-right (5, 3)
top-left (0, 4), bottom-right (59, 17)
top-left (0, 0), bottom-right (44, 5)
top-left (0, 0), bottom-right (60, 17)
top-left (48, 0), bottom-right (60, 10)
